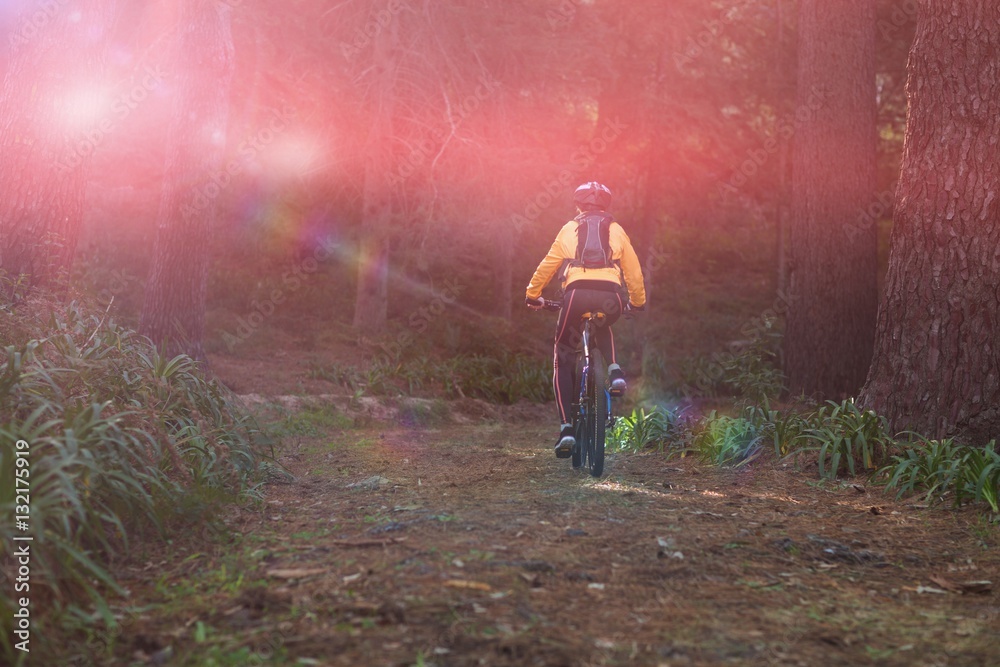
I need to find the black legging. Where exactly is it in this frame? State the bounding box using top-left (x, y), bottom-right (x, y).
top-left (553, 287), bottom-right (623, 424)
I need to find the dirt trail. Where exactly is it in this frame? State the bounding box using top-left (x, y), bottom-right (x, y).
top-left (115, 396), bottom-right (999, 667)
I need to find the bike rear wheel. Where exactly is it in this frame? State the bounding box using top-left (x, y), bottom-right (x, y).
top-left (588, 349), bottom-right (608, 477)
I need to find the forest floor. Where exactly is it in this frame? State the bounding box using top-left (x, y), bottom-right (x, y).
top-left (100, 351), bottom-right (1000, 667)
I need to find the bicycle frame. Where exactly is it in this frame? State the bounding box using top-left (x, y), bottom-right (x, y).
top-left (576, 316), bottom-right (597, 424)
top-left (539, 299), bottom-right (615, 476)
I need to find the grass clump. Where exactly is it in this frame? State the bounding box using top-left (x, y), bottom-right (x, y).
top-left (0, 294), bottom-right (279, 661)
top-left (692, 412), bottom-right (764, 468)
top-left (610, 406), bottom-right (680, 453)
top-left (879, 436), bottom-right (1000, 512)
top-left (742, 402), bottom-right (811, 457)
top-left (799, 399), bottom-right (893, 479)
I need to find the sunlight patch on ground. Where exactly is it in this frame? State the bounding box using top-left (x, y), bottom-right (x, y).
top-left (587, 479), bottom-right (670, 498)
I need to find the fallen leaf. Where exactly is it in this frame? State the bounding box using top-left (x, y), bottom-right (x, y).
top-left (519, 572), bottom-right (542, 588)
top-left (958, 580), bottom-right (993, 595)
top-left (393, 504), bottom-right (422, 512)
top-left (266, 568), bottom-right (326, 579)
top-left (914, 585), bottom-right (948, 595)
top-left (329, 537), bottom-right (407, 548)
top-left (852, 484), bottom-right (866, 494)
top-left (347, 475), bottom-right (390, 490)
top-left (443, 579), bottom-right (492, 591)
top-left (929, 575), bottom-right (960, 592)
top-left (869, 506), bottom-right (882, 515)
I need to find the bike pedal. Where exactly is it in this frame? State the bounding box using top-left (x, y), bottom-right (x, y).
top-left (556, 438), bottom-right (576, 459)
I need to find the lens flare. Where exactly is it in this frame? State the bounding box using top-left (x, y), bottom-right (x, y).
top-left (56, 84), bottom-right (113, 133)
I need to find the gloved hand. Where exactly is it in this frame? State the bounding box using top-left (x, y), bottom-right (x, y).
top-left (525, 296), bottom-right (546, 311)
top-left (624, 301), bottom-right (645, 313)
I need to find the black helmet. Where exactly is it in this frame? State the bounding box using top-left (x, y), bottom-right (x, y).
top-left (573, 181), bottom-right (612, 211)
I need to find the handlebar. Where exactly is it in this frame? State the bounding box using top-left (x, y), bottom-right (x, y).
top-left (532, 300), bottom-right (637, 317)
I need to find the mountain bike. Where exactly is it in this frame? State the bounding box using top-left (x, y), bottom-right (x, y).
top-left (543, 300), bottom-right (616, 477)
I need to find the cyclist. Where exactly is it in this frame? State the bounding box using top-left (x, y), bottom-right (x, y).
top-left (525, 181), bottom-right (646, 458)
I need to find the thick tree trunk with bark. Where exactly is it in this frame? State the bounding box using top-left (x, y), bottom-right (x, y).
top-left (0, 0), bottom-right (119, 294)
top-left (784, 0), bottom-right (878, 398)
top-left (859, 2), bottom-right (1000, 442)
top-left (139, 0), bottom-right (234, 360)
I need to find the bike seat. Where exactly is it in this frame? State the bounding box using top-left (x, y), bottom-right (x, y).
top-left (580, 311), bottom-right (607, 323)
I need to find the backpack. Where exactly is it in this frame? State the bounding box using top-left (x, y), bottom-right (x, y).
top-left (572, 211), bottom-right (614, 269)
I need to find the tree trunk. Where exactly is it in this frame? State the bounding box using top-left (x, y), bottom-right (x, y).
top-left (0, 0), bottom-right (120, 295)
top-left (351, 10), bottom-right (397, 335)
top-left (495, 221), bottom-right (513, 322)
top-left (859, 1), bottom-right (1000, 442)
top-left (139, 0), bottom-right (234, 360)
top-left (784, 0), bottom-right (878, 398)
top-left (774, 0), bottom-right (789, 298)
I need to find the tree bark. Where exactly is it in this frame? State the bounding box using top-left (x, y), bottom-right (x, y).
top-left (0, 0), bottom-right (120, 295)
top-left (859, 1), bottom-right (1000, 442)
top-left (784, 0), bottom-right (878, 398)
top-left (351, 8), bottom-right (397, 335)
top-left (139, 0), bottom-right (234, 360)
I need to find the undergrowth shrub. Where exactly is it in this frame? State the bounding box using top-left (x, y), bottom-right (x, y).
top-left (679, 323), bottom-right (784, 403)
top-left (310, 351), bottom-right (550, 404)
top-left (610, 406), bottom-right (680, 453)
top-left (799, 399), bottom-right (893, 479)
top-left (743, 402), bottom-right (811, 457)
top-left (0, 295), bottom-right (279, 660)
top-left (722, 327), bottom-right (784, 407)
top-left (879, 436), bottom-right (1000, 512)
top-left (692, 412), bottom-right (764, 468)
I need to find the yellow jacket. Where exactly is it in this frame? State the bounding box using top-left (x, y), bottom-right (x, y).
top-left (526, 219), bottom-right (646, 307)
